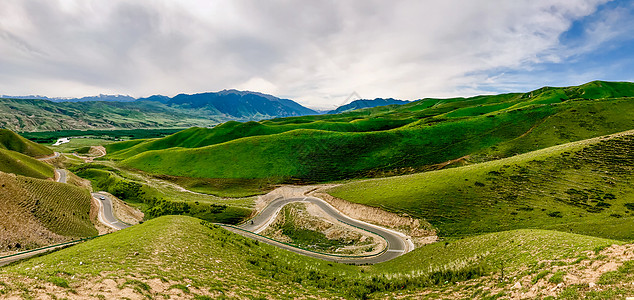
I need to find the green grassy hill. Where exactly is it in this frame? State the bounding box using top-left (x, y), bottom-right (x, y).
top-left (0, 129), bottom-right (55, 179)
top-left (328, 130), bottom-right (634, 240)
top-left (0, 148), bottom-right (54, 179)
top-left (114, 81), bottom-right (634, 189)
top-left (0, 215), bottom-right (620, 299)
top-left (0, 129), bottom-right (53, 158)
top-left (0, 171), bottom-right (97, 252)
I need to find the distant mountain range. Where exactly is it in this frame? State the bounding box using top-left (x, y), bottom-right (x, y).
top-left (328, 98), bottom-right (410, 114)
top-left (0, 90), bottom-right (318, 132)
top-left (1, 94), bottom-right (137, 102)
top-left (0, 90), bottom-right (420, 132)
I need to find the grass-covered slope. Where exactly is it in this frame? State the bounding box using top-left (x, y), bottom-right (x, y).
top-left (0, 148), bottom-right (54, 179)
top-left (0, 171), bottom-right (97, 252)
top-left (0, 129), bottom-right (55, 178)
top-left (115, 81), bottom-right (634, 184)
top-left (0, 129), bottom-right (53, 157)
top-left (0, 216), bottom-right (619, 299)
top-left (329, 130), bottom-right (634, 240)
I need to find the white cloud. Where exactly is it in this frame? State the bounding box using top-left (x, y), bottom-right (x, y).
top-left (0, 0), bottom-right (620, 109)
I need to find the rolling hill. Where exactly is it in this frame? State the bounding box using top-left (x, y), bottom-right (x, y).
top-left (0, 129), bottom-right (55, 178)
top-left (328, 129), bottom-right (634, 240)
top-left (0, 129), bottom-right (53, 157)
top-left (0, 90), bottom-right (317, 132)
top-left (112, 81), bottom-right (634, 189)
top-left (0, 148), bottom-right (54, 179)
top-left (0, 171), bottom-right (97, 253)
top-left (328, 98), bottom-right (410, 114)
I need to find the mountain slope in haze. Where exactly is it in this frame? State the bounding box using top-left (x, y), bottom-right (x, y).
top-left (0, 171), bottom-right (97, 253)
top-left (0, 129), bottom-right (53, 157)
top-left (117, 81), bottom-right (634, 186)
top-left (328, 98), bottom-right (410, 114)
top-left (165, 89), bottom-right (317, 118)
top-left (0, 94), bottom-right (136, 102)
top-left (0, 90), bottom-right (317, 132)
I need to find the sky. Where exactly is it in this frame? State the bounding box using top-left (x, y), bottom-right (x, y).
top-left (0, 0), bottom-right (633, 109)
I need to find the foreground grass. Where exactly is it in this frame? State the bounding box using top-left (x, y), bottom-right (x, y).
top-left (0, 216), bottom-right (621, 299)
top-left (329, 131), bottom-right (634, 241)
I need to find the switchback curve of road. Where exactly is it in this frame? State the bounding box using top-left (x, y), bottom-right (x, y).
top-left (37, 152), bottom-right (60, 161)
top-left (221, 196), bottom-right (415, 264)
top-left (92, 192), bottom-right (130, 230)
top-left (55, 169), bottom-right (67, 183)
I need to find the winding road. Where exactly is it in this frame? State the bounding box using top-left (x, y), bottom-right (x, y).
top-left (92, 192), bottom-right (130, 230)
top-left (37, 152), bottom-right (60, 161)
top-left (221, 196), bottom-right (415, 264)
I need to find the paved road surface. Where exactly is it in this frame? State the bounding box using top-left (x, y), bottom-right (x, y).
top-left (55, 169), bottom-right (67, 183)
top-left (92, 192), bottom-right (130, 230)
top-left (223, 196), bottom-right (414, 264)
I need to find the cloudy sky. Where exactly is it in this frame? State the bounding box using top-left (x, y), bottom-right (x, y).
top-left (0, 0), bottom-right (633, 109)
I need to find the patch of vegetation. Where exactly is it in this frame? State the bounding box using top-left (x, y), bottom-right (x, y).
top-left (267, 203), bottom-right (357, 252)
top-left (47, 276), bottom-right (69, 288)
top-left (549, 271), bottom-right (565, 284)
top-left (532, 270), bottom-right (550, 284)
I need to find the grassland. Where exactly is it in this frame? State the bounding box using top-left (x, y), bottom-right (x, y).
top-left (49, 138), bottom-right (114, 153)
top-left (20, 128), bottom-right (183, 144)
top-left (0, 148), bottom-right (54, 179)
top-left (109, 81), bottom-right (634, 189)
top-left (0, 216), bottom-right (624, 299)
top-left (328, 130), bottom-right (634, 241)
top-left (0, 129), bottom-right (53, 158)
top-left (0, 171), bottom-right (97, 253)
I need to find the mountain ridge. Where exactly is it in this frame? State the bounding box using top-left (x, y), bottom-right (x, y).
top-left (328, 98), bottom-right (410, 114)
top-left (0, 90), bottom-right (318, 132)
